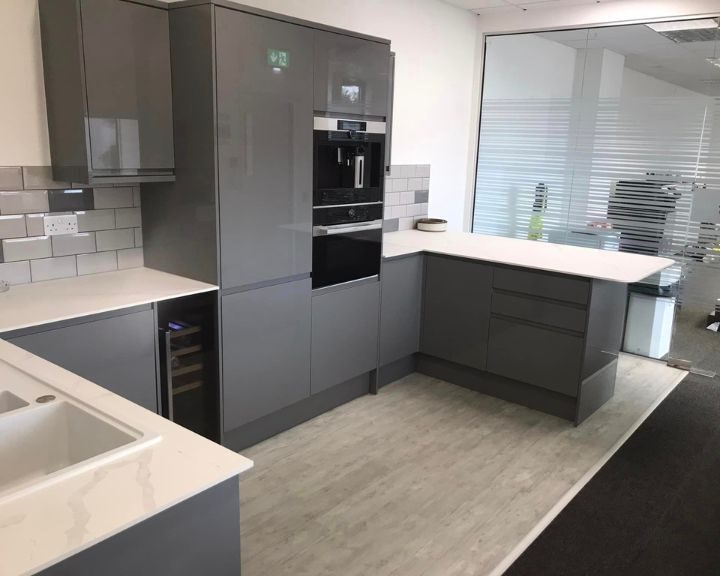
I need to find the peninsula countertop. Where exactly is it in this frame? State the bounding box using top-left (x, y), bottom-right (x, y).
top-left (383, 230), bottom-right (674, 283)
top-left (0, 267), bottom-right (218, 334)
top-left (0, 339), bottom-right (253, 576)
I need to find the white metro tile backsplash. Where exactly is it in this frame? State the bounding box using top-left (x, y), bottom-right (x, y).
top-left (0, 171), bottom-right (145, 285)
top-left (383, 164), bottom-right (431, 233)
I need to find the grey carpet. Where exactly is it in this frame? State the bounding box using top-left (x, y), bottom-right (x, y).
top-left (504, 373), bottom-right (720, 576)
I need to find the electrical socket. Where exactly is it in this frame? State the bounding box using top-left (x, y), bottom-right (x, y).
top-left (43, 214), bottom-right (79, 236)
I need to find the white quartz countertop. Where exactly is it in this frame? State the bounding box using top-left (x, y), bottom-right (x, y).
top-left (383, 230), bottom-right (674, 283)
top-left (0, 267), bottom-right (218, 334)
top-left (0, 340), bottom-right (253, 576)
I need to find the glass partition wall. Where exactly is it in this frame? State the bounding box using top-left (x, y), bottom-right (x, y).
top-left (473, 19), bottom-right (720, 375)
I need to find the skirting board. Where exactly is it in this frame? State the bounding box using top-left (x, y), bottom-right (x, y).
top-left (224, 373), bottom-right (371, 451)
top-left (416, 354), bottom-right (577, 422)
top-left (378, 354), bottom-right (417, 388)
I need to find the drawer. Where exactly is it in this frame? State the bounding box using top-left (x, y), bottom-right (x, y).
top-left (491, 291), bottom-right (587, 333)
top-left (486, 317), bottom-right (583, 397)
top-left (493, 266), bottom-right (589, 306)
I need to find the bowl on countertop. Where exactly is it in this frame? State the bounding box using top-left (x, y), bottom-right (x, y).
top-left (416, 218), bottom-right (447, 232)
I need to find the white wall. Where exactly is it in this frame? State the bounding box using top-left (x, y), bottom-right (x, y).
top-left (621, 68), bottom-right (708, 98)
top-left (0, 0), bottom-right (49, 166)
top-left (0, 0), bottom-right (478, 231)
top-left (464, 0), bottom-right (720, 230)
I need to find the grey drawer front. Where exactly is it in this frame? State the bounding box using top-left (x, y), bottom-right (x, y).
top-left (486, 317), bottom-right (583, 397)
top-left (493, 267), bottom-right (590, 306)
top-left (491, 292), bottom-right (587, 334)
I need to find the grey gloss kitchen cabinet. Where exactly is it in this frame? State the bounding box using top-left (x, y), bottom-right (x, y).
top-left (311, 281), bottom-right (380, 394)
top-left (314, 30), bottom-right (391, 118)
top-left (7, 308), bottom-right (158, 412)
top-left (215, 8), bottom-right (313, 289)
top-left (39, 0), bottom-right (174, 185)
top-left (380, 255), bottom-right (423, 365)
top-left (222, 279), bottom-right (311, 431)
top-left (421, 255), bottom-right (493, 371)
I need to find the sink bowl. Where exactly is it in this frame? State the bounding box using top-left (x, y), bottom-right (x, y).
top-left (0, 401), bottom-right (145, 500)
top-left (0, 391), bottom-right (28, 415)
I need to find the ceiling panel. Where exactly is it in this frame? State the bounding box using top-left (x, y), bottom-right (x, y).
top-left (442, 0), bottom-right (614, 14)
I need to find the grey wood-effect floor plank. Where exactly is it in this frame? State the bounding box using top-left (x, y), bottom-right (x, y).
top-left (239, 355), bottom-right (683, 576)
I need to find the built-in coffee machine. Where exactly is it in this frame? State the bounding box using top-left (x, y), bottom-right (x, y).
top-left (312, 117), bottom-right (386, 289)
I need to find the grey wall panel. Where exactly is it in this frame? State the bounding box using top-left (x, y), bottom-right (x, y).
top-left (314, 30), bottom-right (390, 118)
top-left (222, 279), bottom-right (311, 431)
top-left (311, 281), bottom-right (380, 394)
top-left (491, 291), bottom-right (587, 334)
top-left (8, 309), bottom-right (158, 412)
top-left (216, 7), bottom-right (313, 289)
top-left (142, 4), bottom-right (218, 284)
top-left (493, 266), bottom-right (590, 305)
top-left (421, 255), bottom-right (493, 371)
top-left (80, 0), bottom-right (174, 172)
top-left (380, 255), bottom-right (423, 365)
top-left (486, 317), bottom-right (584, 398)
top-left (582, 280), bottom-right (628, 379)
top-left (38, 477), bottom-right (241, 576)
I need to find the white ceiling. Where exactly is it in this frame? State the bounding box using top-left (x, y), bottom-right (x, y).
top-left (539, 23), bottom-right (720, 95)
top-left (443, 0), bottom-right (611, 16)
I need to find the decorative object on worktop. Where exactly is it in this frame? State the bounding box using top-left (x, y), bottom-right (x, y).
top-left (416, 218), bottom-right (448, 232)
top-left (383, 164), bottom-right (431, 232)
top-left (0, 166), bottom-right (143, 285)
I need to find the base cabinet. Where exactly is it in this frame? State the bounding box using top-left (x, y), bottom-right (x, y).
top-left (421, 255), bottom-right (492, 371)
top-left (311, 281), bottom-right (380, 394)
top-left (7, 308), bottom-right (158, 412)
top-left (380, 255), bottom-right (423, 365)
top-left (222, 279), bottom-right (311, 431)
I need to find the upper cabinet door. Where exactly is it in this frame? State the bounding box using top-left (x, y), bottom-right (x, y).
top-left (215, 8), bottom-right (313, 289)
top-left (314, 31), bottom-right (390, 118)
top-left (80, 0), bottom-right (174, 174)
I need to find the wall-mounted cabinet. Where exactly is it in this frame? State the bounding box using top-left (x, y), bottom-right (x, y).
top-left (39, 0), bottom-right (175, 185)
top-left (314, 30), bottom-right (391, 118)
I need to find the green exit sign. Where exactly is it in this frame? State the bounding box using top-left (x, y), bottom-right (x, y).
top-left (267, 48), bottom-right (290, 68)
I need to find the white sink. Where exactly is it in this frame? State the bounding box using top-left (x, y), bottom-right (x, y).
top-left (0, 391), bottom-right (28, 414)
top-left (0, 364), bottom-right (160, 504)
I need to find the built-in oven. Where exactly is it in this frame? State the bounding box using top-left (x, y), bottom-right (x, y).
top-left (313, 117), bottom-right (386, 206)
top-left (312, 203), bottom-right (382, 289)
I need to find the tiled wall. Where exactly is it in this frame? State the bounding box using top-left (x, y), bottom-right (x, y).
top-left (384, 164), bottom-right (431, 232)
top-left (0, 167), bottom-right (143, 285)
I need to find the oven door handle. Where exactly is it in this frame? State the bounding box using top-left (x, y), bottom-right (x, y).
top-left (313, 219), bottom-right (383, 236)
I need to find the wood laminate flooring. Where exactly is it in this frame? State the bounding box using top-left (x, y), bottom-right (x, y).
top-left (239, 354), bottom-right (685, 576)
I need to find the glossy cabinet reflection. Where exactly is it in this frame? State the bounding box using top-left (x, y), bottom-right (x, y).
top-left (39, 0), bottom-right (174, 185)
top-left (314, 31), bottom-right (391, 118)
top-left (215, 8), bottom-right (313, 289)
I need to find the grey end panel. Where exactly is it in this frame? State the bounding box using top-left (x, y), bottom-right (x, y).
top-left (222, 278), bottom-right (311, 431)
top-left (8, 309), bottom-right (158, 412)
top-left (314, 30), bottom-right (390, 117)
top-left (486, 317), bottom-right (583, 397)
top-left (215, 7), bottom-right (313, 290)
top-left (421, 255), bottom-right (493, 371)
top-left (80, 0), bottom-right (174, 172)
top-left (142, 4), bottom-right (218, 284)
top-left (311, 281), bottom-right (380, 394)
top-left (380, 255), bottom-right (423, 365)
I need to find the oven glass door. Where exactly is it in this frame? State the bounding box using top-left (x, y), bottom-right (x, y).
top-left (312, 222), bottom-right (382, 289)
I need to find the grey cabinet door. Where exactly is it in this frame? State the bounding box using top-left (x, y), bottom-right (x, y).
top-left (222, 279), bottom-right (311, 431)
top-left (421, 256), bottom-right (493, 371)
top-left (8, 310), bottom-right (158, 412)
top-left (486, 317), bottom-right (584, 397)
top-left (380, 255), bottom-right (423, 365)
top-left (311, 281), bottom-right (380, 394)
top-left (216, 8), bottom-right (313, 290)
top-left (314, 31), bottom-right (390, 118)
top-left (80, 0), bottom-right (174, 172)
